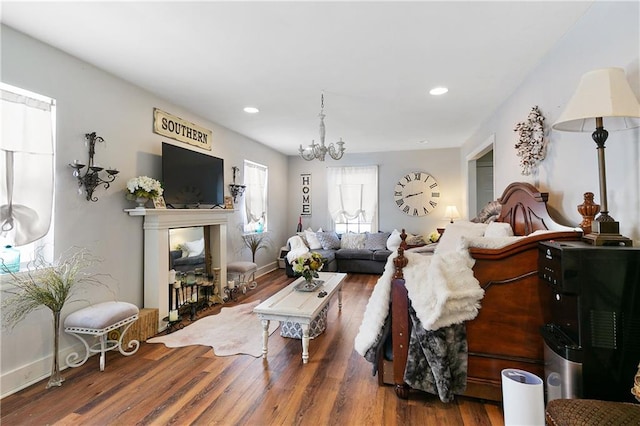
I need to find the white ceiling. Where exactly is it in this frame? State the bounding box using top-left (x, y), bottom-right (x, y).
top-left (1, 1), bottom-right (594, 156)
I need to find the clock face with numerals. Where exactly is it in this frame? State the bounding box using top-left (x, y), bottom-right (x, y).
top-left (394, 172), bottom-right (440, 216)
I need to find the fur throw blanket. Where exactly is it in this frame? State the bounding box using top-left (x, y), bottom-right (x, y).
top-left (354, 246), bottom-right (484, 402)
top-left (286, 235), bottom-right (309, 263)
top-left (354, 247), bottom-right (484, 357)
top-left (405, 313), bottom-right (468, 402)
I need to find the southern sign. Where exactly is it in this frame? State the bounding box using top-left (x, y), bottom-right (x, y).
top-left (153, 108), bottom-right (212, 150)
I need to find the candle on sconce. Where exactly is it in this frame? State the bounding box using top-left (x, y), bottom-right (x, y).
top-left (169, 310), bottom-right (178, 322)
top-left (228, 280), bottom-right (235, 289)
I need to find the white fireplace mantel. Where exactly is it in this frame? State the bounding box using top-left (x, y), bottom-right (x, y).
top-left (127, 208), bottom-right (232, 330)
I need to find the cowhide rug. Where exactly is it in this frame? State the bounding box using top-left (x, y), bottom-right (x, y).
top-left (147, 300), bottom-right (279, 358)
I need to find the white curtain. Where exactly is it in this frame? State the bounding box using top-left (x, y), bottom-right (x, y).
top-left (327, 165), bottom-right (378, 232)
top-left (243, 160), bottom-right (268, 231)
top-left (0, 86), bottom-right (54, 247)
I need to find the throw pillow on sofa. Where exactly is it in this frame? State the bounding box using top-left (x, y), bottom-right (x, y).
top-left (305, 229), bottom-right (323, 250)
top-left (317, 231), bottom-right (341, 250)
top-left (406, 234), bottom-right (426, 246)
top-left (340, 232), bottom-right (366, 249)
top-left (364, 232), bottom-right (391, 251)
top-left (387, 229), bottom-right (402, 251)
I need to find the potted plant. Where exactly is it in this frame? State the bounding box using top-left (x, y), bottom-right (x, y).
top-left (241, 232), bottom-right (270, 263)
top-left (1, 248), bottom-right (105, 389)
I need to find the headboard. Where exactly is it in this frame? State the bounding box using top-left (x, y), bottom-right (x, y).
top-left (496, 182), bottom-right (575, 235)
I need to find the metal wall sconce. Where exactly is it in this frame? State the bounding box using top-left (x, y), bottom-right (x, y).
top-left (228, 166), bottom-right (246, 203)
top-left (69, 132), bottom-right (119, 202)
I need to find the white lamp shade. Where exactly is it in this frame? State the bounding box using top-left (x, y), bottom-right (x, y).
top-left (444, 205), bottom-right (460, 221)
top-left (552, 67), bottom-right (640, 132)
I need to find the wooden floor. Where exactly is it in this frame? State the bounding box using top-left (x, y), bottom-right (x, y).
top-left (1, 270), bottom-right (504, 426)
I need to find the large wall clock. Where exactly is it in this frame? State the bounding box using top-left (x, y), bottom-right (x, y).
top-left (394, 172), bottom-right (440, 216)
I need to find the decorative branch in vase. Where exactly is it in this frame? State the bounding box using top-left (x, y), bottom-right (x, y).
top-left (241, 232), bottom-right (270, 263)
top-left (1, 248), bottom-right (108, 389)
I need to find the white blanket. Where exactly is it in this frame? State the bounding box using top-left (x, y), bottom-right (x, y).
top-left (286, 235), bottom-right (309, 263)
top-left (354, 246), bottom-right (484, 357)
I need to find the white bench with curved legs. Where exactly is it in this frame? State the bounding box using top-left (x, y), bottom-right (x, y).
top-left (64, 301), bottom-right (140, 371)
top-left (227, 261), bottom-right (258, 292)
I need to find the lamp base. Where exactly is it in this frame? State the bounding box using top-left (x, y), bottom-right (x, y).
top-left (582, 221), bottom-right (633, 246)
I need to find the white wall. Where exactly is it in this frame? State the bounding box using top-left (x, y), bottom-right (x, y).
top-left (462, 1), bottom-right (640, 244)
top-left (0, 25), bottom-right (288, 396)
top-left (287, 148), bottom-right (463, 238)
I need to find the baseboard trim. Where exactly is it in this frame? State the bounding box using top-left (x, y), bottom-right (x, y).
top-left (1, 342), bottom-right (86, 398)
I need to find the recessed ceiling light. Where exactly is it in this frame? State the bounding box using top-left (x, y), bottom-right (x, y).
top-left (429, 87), bottom-right (448, 96)
top-left (243, 107), bottom-right (259, 113)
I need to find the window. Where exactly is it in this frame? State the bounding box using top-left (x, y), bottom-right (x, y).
top-left (0, 83), bottom-right (56, 270)
top-left (327, 165), bottom-right (378, 234)
top-left (243, 160), bottom-right (268, 233)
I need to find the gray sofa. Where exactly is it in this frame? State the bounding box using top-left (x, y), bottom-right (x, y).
top-left (285, 247), bottom-right (392, 276)
top-left (284, 231), bottom-right (394, 277)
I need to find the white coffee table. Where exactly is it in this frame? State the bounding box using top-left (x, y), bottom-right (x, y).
top-left (254, 272), bottom-right (346, 364)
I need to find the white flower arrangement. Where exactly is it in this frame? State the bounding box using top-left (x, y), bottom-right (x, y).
top-left (126, 176), bottom-right (163, 199)
top-left (291, 252), bottom-right (325, 282)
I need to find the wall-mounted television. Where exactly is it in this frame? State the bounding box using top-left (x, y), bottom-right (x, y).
top-left (162, 142), bottom-right (224, 208)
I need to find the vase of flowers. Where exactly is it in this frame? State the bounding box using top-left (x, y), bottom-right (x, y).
top-left (126, 176), bottom-right (163, 208)
top-left (291, 252), bottom-right (325, 285)
top-left (1, 248), bottom-right (105, 389)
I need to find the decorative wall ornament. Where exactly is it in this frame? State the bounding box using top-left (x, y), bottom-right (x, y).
top-left (228, 166), bottom-right (245, 203)
top-left (69, 132), bottom-right (119, 202)
top-left (300, 173), bottom-right (311, 216)
top-left (514, 106), bottom-right (546, 175)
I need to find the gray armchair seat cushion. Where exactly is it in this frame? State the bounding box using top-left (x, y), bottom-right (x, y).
top-left (335, 248), bottom-right (375, 261)
top-left (372, 249), bottom-right (393, 262)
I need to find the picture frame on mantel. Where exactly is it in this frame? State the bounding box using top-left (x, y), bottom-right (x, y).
top-left (153, 196), bottom-right (167, 209)
top-left (224, 196), bottom-right (234, 209)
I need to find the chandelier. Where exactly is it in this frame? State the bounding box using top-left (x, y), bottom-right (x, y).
top-left (299, 92), bottom-right (346, 161)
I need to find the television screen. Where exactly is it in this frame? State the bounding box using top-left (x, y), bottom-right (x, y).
top-left (162, 142), bottom-right (224, 207)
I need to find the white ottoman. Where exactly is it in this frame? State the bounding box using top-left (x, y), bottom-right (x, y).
top-left (64, 301), bottom-right (140, 371)
top-left (227, 261), bottom-right (258, 291)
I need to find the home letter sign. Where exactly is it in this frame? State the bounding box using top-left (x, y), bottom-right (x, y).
top-left (153, 108), bottom-right (212, 151)
top-left (301, 173), bottom-right (311, 216)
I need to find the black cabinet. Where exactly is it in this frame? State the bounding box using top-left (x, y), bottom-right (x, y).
top-left (538, 241), bottom-right (640, 402)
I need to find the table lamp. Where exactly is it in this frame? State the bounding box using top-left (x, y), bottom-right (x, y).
top-left (552, 67), bottom-right (640, 246)
top-left (444, 205), bottom-right (461, 223)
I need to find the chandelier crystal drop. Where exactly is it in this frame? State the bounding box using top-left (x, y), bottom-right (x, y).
top-left (299, 92), bottom-right (346, 161)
